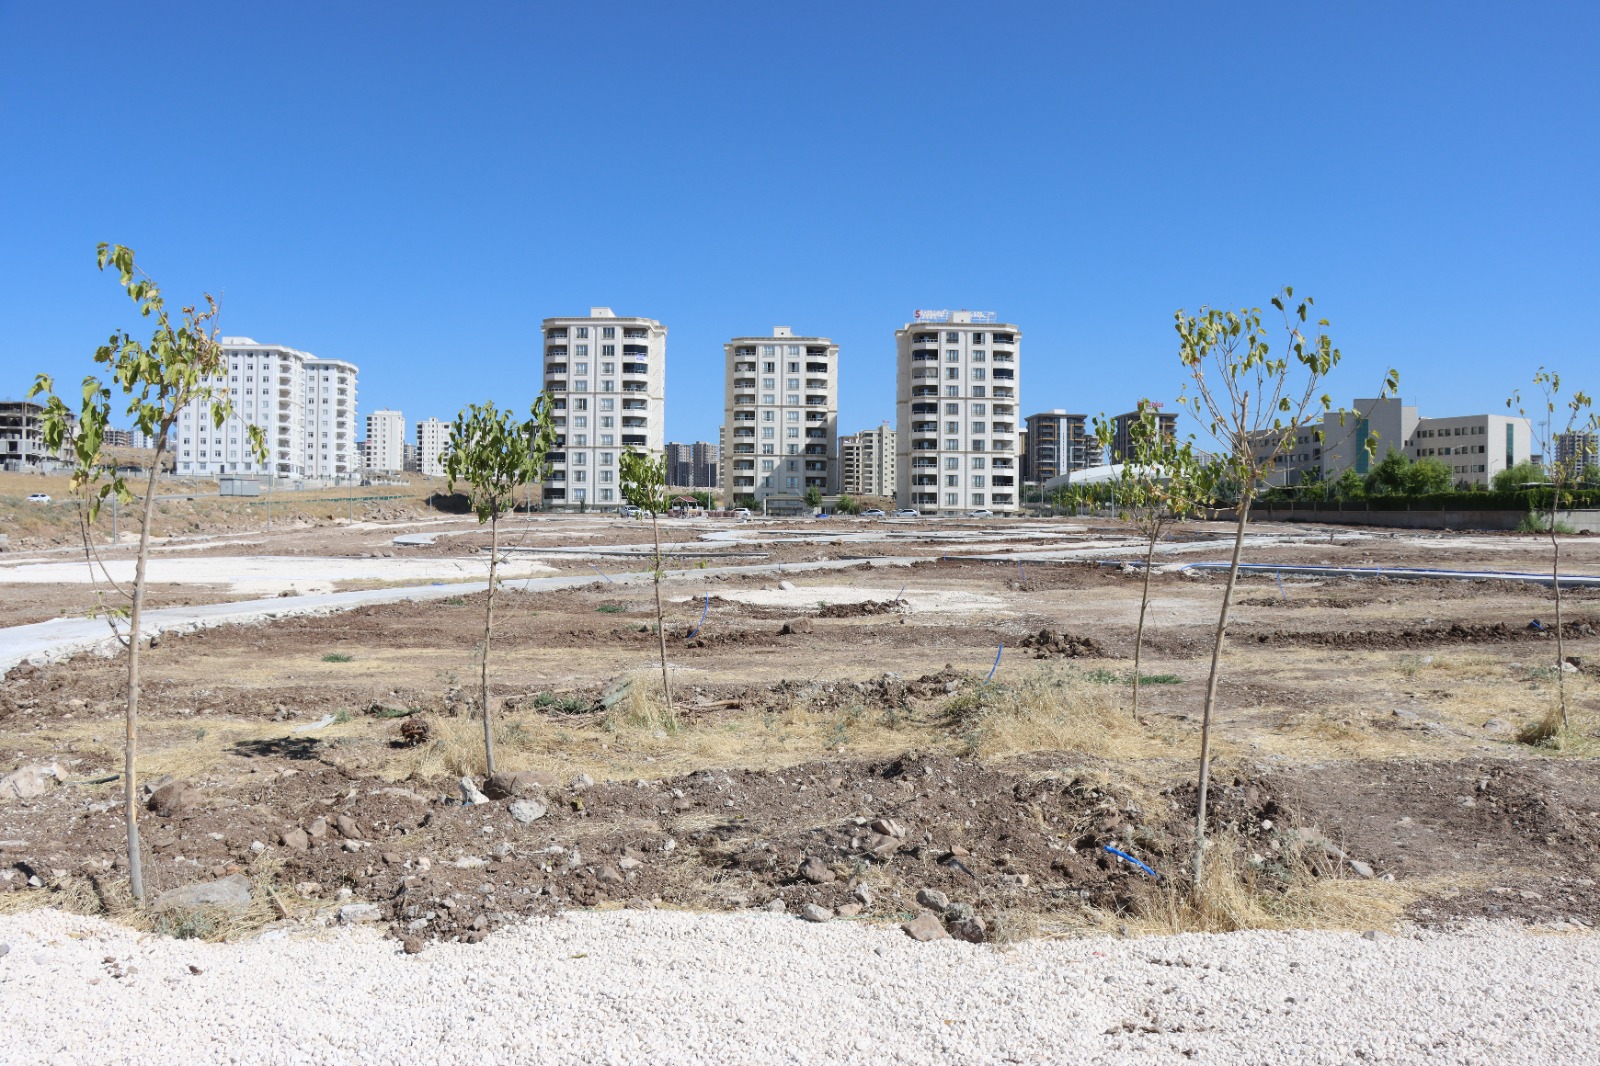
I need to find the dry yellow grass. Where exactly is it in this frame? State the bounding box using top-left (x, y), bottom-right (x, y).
top-left (941, 667), bottom-right (1184, 761)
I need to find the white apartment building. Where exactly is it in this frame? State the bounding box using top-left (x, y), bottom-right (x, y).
top-left (416, 418), bottom-right (450, 478)
top-left (541, 307), bottom-right (667, 508)
top-left (364, 409), bottom-right (405, 474)
top-left (723, 327), bottom-right (838, 503)
top-left (174, 337), bottom-right (358, 480)
top-left (840, 423), bottom-right (896, 498)
top-left (895, 312), bottom-right (1021, 514)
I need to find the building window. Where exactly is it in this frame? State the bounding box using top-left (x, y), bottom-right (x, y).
top-left (945, 492), bottom-right (959, 505)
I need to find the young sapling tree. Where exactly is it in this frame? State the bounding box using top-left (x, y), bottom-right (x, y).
top-left (620, 449), bottom-right (674, 713)
top-left (1509, 370), bottom-right (1598, 733)
top-left (29, 243), bottom-right (267, 902)
top-left (1094, 400), bottom-right (1206, 722)
top-left (444, 397), bottom-right (557, 774)
top-left (1175, 287), bottom-right (1396, 896)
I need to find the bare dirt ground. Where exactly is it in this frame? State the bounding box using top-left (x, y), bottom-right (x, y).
top-left (3, 505), bottom-right (1599, 948)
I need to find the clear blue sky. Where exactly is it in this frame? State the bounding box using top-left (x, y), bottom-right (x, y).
top-left (3, 2), bottom-right (1595, 450)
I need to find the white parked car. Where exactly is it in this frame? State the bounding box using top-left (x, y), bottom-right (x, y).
top-left (894, 508), bottom-right (920, 518)
top-left (732, 507), bottom-right (753, 520)
top-left (967, 508), bottom-right (994, 518)
top-left (860, 508), bottom-right (887, 518)
top-left (26, 493), bottom-right (51, 504)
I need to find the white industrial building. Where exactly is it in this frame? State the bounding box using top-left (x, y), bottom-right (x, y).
top-left (174, 338), bottom-right (358, 481)
top-left (894, 311), bottom-right (1021, 514)
top-left (541, 307), bottom-right (667, 508)
top-left (722, 326), bottom-right (839, 503)
top-left (416, 418), bottom-right (450, 478)
top-left (363, 409), bottom-right (405, 474)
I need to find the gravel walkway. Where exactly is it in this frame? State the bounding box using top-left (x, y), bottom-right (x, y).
top-left (3, 910), bottom-right (1598, 1064)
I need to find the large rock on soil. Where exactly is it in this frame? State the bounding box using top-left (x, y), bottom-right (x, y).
top-left (0, 763), bottom-right (62, 801)
top-left (146, 781), bottom-right (199, 816)
top-left (152, 874), bottom-right (252, 913)
top-left (484, 770), bottom-right (556, 800)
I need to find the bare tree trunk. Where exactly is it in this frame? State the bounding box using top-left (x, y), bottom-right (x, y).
top-left (1132, 532), bottom-right (1158, 723)
top-left (1192, 494), bottom-right (1252, 896)
top-left (481, 513), bottom-right (498, 775)
top-left (126, 457), bottom-right (164, 902)
top-left (1551, 492), bottom-right (1567, 730)
top-left (650, 510), bottom-right (672, 711)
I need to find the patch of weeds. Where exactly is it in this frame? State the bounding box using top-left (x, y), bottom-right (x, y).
top-left (151, 909), bottom-right (219, 940)
top-left (442, 596), bottom-right (467, 607)
top-left (369, 706), bottom-right (418, 719)
top-left (194, 728), bottom-right (207, 741)
top-left (321, 652), bottom-right (354, 663)
top-left (332, 708), bottom-right (352, 725)
top-left (596, 604), bottom-right (625, 614)
top-left (535, 691), bottom-right (591, 715)
top-left (1078, 668), bottom-right (1181, 686)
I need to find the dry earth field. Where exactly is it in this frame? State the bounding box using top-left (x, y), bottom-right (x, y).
top-left (3, 484), bottom-right (1599, 951)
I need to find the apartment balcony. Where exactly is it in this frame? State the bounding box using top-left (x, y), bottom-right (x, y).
top-left (622, 435), bottom-right (647, 447)
top-left (913, 493), bottom-right (938, 505)
top-left (548, 452), bottom-right (566, 464)
top-left (805, 461), bottom-right (826, 472)
top-left (911, 458), bottom-right (937, 469)
top-left (992, 334), bottom-right (1014, 344)
top-left (622, 363), bottom-right (649, 375)
top-left (911, 370), bottom-right (939, 382)
top-left (622, 417), bottom-right (648, 429)
top-left (993, 404), bottom-right (1015, 416)
top-left (546, 471), bottom-right (566, 482)
top-left (804, 476), bottom-right (827, 488)
top-left (991, 475), bottom-right (1014, 487)
top-left (732, 413), bottom-right (755, 422)
top-left (543, 487), bottom-right (567, 502)
top-left (992, 387), bottom-right (1014, 399)
top-left (994, 423), bottom-right (1015, 435)
top-left (622, 383), bottom-right (648, 393)
top-left (734, 394), bottom-right (756, 406)
top-left (805, 397), bottom-right (828, 406)
top-left (733, 444), bottom-right (754, 454)
top-left (805, 412), bottom-right (826, 422)
top-left (732, 427), bottom-right (755, 438)
top-left (806, 347), bottom-right (828, 356)
top-left (912, 421), bottom-right (937, 434)
top-left (805, 379), bottom-right (828, 389)
top-left (992, 369), bottom-right (1015, 381)
top-left (734, 361), bottom-right (756, 373)
top-left (912, 476), bottom-right (938, 487)
top-left (547, 363), bottom-right (567, 375)
top-left (547, 383), bottom-right (568, 393)
top-left (623, 329), bottom-right (649, 339)
top-left (992, 352), bottom-right (1014, 363)
top-left (806, 362), bottom-right (829, 373)
top-left (733, 460), bottom-right (755, 471)
top-left (734, 377), bottom-right (755, 389)
top-left (911, 441), bottom-right (937, 451)
top-left (622, 399), bottom-right (647, 410)
top-left (804, 444), bottom-right (827, 456)
top-left (733, 477), bottom-right (755, 488)
top-left (911, 350), bottom-right (938, 361)
top-left (912, 386), bottom-right (938, 397)
top-left (734, 347), bottom-right (756, 357)
top-left (912, 333), bottom-right (939, 344)
top-left (991, 493), bottom-right (1015, 505)
top-left (622, 344), bottom-right (648, 356)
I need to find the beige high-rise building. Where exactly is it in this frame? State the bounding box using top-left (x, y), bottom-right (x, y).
top-left (895, 312), bottom-right (1021, 514)
top-left (840, 423), bottom-right (896, 498)
top-left (541, 307), bottom-right (667, 509)
top-left (723, 327), bottom-right (838, 503)
top-left (416, 417), bottom-right (450, 478)
top-left (363, 409), bottom-right (405, 474)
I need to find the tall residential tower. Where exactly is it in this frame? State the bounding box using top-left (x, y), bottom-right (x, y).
top-left (722, 327), bottom-right (838, 504)
top-left (541, 307), bottom-right (667, 508)
top-left (895, 312), bottom-right (1021, 514)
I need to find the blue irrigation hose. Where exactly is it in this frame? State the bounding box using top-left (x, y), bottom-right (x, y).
top-left (986, 643), bottom-right (1003, 682)
top-left (1104, 844), bottom-right (1159, 879)
top-left (589, 564), bottom-right (613, 583)
top-left (1017, 560), bottom-right (1027, 583)
top-left (686, 592), bottom-right (710, 638)
top-left (896, 585), bottom-right (905, 602)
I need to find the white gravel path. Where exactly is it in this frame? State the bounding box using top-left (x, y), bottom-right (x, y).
top-left (3, 910), bottom-right (1597, 1064)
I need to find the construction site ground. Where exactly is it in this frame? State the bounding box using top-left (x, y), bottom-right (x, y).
top-left (3, 492), bottom-right (1599, 950)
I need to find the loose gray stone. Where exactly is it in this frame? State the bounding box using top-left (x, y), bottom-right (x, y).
top-left (146, 781), bottom-right (198, 816)
top-left (799, 903), bottom-right (832, 923)
top-left (1349, 860), bottom-right (1375, 879)
top-left (335, 815), bottom-right (362, 839)
top-left (280, 828), bottom-right (310, 851)
top-left (152, 874), bottom-right (252, 913)
top-left (484, 770), bottom-right (555, 800)
top-left (508, 799), bottom-right (548, 825)
top-left (852, 882), bottom-right (875, 907)
top-left (948, 916), bottom-right (987, 943)
top-left (459, 777), bottom-right (490, 806)
top-left (945, 901), bottom-right (975, 922)
top-left (799, 856), bottom-right (835, 884)
top-left (916, 888), bottom-right (950, 913)
top-left (764, 898), bottom-right (787, 913)
top-left (0, 763), bottom-right (61, 801)
top-left (338, 903), bottom-right (382, 924)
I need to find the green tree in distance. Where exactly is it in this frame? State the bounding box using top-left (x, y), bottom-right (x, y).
top-left (1176, 287), bottom-right (1397, 898)
top-left (29, 244), bottom-right (267, 902)
top-left (445, 397), bottom-right (557, 775)
top-left (621, 449), bottom-right (674, 713)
